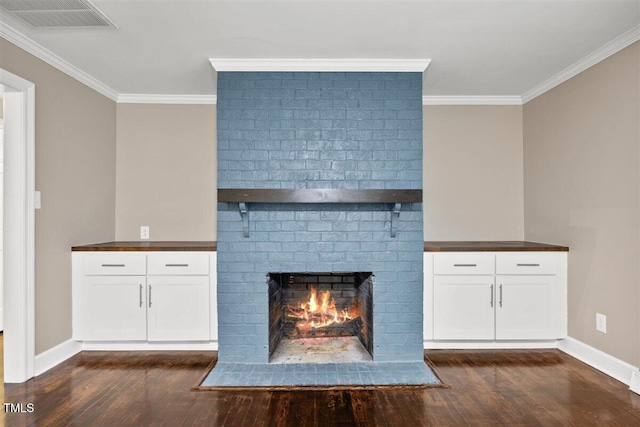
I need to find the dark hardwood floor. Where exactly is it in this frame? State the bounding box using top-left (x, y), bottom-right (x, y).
top-left (4, 349), bottom-right (640, 426)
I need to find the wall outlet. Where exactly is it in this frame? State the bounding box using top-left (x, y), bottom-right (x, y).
top-left (596, 313), bottom-right (607, 333)
top-left (140, 226), bottom-right (150, 240)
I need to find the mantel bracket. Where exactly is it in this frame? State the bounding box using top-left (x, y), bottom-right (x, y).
top-left (239, 203), bottom-right (249, 237)
top-left (390, 203), bottom-right (401, 238)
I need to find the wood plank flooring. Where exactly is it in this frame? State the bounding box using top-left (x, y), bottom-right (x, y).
top-left (4, 349), bottom-right (640, 426)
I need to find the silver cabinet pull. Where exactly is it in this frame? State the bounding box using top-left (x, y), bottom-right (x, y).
top-left (165, 264), bottom-right (189, 267)
top-left (517, 263), bottom-right (540, 267)
top-left (499, 284), bottom-right (503, 307)
top-left (101, 264), bottom-right (125, 267)
top-left (453, 264), bottom-right (477, 267)
top-left (148, 285), bottom-right (152, 308)
top-left (490, 284), bottom-right (494, 307)
top-left (139, 284), bottom-right (143, 307)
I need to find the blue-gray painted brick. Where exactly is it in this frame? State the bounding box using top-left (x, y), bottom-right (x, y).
top-left (217, 72), bottom-right (423, 363)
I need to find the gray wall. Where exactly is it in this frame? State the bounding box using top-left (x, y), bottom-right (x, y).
top-left (523, 42), bottom-right (640, 367)
top-left (0, 38), bottom-right (117, 354)
top-left (114, 104), bottom-right (523, 242)
top-left (115, 104), bottom-right (217, 241)
top-left (423, 105), bottom-right (524, 241)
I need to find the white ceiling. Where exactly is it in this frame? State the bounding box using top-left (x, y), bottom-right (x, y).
top-left (0, 0), bottom-right (638, 99)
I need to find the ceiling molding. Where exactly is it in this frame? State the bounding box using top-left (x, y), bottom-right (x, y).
top-left (522, 24), bottom-right (640, 104)
top-left (0, 21), bottom-right (119, 101)
top-left (117, 94), bottom-right (217, 105)
top-left (422, 96), bottom-right (523, 106)
top-left (209, 58), bottom-right (431, 72)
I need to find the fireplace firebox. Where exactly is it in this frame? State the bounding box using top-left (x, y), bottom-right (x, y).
top-left (268, 272), bottom-right (373, 363)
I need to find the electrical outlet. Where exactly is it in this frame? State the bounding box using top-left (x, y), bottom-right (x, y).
top-left (140, 226), bottom-right (150, 240)
top-left (596, 313), bottom-right (607, 333)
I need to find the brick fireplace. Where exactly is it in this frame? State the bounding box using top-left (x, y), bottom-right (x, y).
top-left (216, 71), bottom-right (423, 364)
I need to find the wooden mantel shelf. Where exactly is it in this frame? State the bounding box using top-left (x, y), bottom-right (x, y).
top-left (218, 189), bottom-right (422, 204)
top-left (218, 189), bottom-right (421, 238)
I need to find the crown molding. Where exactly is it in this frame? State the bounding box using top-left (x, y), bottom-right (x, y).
top-left (522, 24), bottom-right (640, 104)
top-left (422, 95), bottom-right (522, 106)
top-left (117, 94), bottom-right (217, 104)
top-left (209, 58), bottom-right (431, 72)
top-left (0, 21), bottom-right (119, 101)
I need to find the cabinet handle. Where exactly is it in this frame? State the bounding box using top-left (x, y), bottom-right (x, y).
top-left (165, 264), bottom-right (189, 267)
top-left (101, 264), bottom-right (125, 267)
top-left (517, 263), bottom-right (540, 267)
top-left (453, 264), bottom-right (477, 267)
top-left (499, 284), bottom-right (503, 307)
top-left (148, 285), bottom-right (152, 308)
top-left (490, 284), bottom-right (494, 307)
top-left (139, 284), bottom-right (143, 307)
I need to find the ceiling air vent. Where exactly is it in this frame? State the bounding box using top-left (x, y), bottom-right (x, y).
top-left (0, 0), bottom-right (117, 28)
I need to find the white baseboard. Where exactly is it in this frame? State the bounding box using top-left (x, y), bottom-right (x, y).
top-left (34, 339), bottom-right (82, 376)
top-left (0, 307), bottom-right (3, 331)
top-left (557, 337), bottom-right (639, 387)
top-left (424, 340), bottom-right (559, 350)
top-left (81, 341), bottom-right (218, 351)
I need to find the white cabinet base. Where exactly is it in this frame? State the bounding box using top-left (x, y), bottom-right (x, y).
top-left (424, 340), bottom-right (560, 349)
top-left (73, 250), bottom-right (218, 346)
top-left (424, 250), bottom-right (567, 346)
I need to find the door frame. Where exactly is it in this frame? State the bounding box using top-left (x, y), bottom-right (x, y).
top-left (1, 68), bottom-right (36, 383)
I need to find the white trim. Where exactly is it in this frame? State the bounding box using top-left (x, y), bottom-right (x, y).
top-left (0, 22), bottom-right (119, 101)
top-left (209, 58), bottom-right (431, 72)
top-left (34, 339), bottom-right (82, 376)
top-left (630, 371), bottom-right (640, 395)
top-left (424, 340), bottom-right (559, 350)
top-left (1, 68), bottom-right (36, 383)
top-left (522, 24), bottom-right (640, 103)
top-left (422, 95), bottom-right (523, 106)
top-left (117, 94), bottom-right (217, 105)
top-left (81, 341), bottom-right (218, 351)
top-left (557, 337), bottom-right (639, 386)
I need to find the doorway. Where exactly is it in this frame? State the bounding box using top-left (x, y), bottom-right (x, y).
top-left (0, 68), bottom-right (36, 384)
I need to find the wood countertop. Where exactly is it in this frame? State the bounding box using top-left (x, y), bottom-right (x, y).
top-left (71, 241), bottom-right (217, 252)
top-left (72, 241), bottom-right (568, 252)
top-left (423, 241), bottom-right (569, 252)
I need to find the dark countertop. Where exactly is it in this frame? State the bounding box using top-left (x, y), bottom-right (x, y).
top-left (72, 241), bottom-right (568, 252)
top-left (71, 241), bottom-right (217, 252)
top-left (424, 241), bottom-right (569, 252)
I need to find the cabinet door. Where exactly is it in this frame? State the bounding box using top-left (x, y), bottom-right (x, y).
top-left (147, 276), bottom-right (210, 341)
top-left (433, 275), bottom-right (495, 340)
top-left (83, 276), bottom-right (147, 341)
top-left (495, 275), bottom-right (556, 340)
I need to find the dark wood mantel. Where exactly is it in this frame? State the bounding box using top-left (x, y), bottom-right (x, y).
top-left (217, 189), bottom-right (422, 204)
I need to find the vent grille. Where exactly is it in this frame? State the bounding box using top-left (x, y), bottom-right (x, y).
top-left (0, 0), bottom-right (117, 28)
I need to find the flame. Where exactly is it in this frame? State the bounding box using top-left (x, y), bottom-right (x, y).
top-left (287, 286), bottom-right (354, 331)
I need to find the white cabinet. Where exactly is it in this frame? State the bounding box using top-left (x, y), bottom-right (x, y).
top-left (147, 276), bottom-right (209, 341)
top-left (426, 250), bottom-right (567, 344)
top-left (83, 276), bottom-right (147, 341)
top-left (433, 275), bottom-right (495, 340)
top-left (495, 275), bottom-right (556, 340)
top-left (73, 250), bottom-right (217, 344)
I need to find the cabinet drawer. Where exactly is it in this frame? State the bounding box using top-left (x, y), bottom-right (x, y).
top-left (148, 253), bottom-right (209, 275)
top-left (496, 253), bottom-right (557, 275)
top-left (433, 253), bottom-right (495, 275)
top-left (83, 253), bottom-right (146, 276)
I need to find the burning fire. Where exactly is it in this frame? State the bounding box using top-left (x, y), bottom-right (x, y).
top-left (288, 287), bottom-right (353, 330)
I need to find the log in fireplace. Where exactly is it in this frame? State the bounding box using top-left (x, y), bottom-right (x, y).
top-left (268, 272), bottom-right (373, 363)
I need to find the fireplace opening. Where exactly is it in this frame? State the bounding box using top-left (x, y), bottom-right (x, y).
top-left (268, 272), bottom-right (374, 363)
